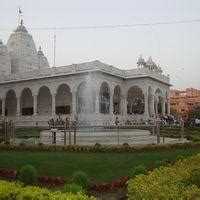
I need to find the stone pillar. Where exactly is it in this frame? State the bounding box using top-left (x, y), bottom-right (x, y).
top-left (150, 95), bottom-right (155, 117)
top-left (33, 95), bottom-right (37, 116)
top-left (167, 98), bottom-right (170, 115)
top-left (155, 98), bottom-right (158, 115)
top-left (143, 91), bottom-right (149, 118)
top-left (51, 93), bottom-right (56, 115)
top-left (110, 91), bottom-right (114, 114)
top-left (162, 99), bottom-right (166, 116)
top-left (72, 91), bottom-right (77, 115)
top-left (1, 98), bottom-right (5, 117)
top-left (16, 96), bottom-right (20, 116)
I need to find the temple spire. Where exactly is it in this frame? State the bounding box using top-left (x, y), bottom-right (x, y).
top-left (18, 6), bottom-right (23, 25)
top-left (20, 19), bottom-right (23, 26)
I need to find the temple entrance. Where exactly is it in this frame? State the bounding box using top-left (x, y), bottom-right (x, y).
top-left (56, 84), bottom-right (72, 114)
top-left (113, 85), bottom-right (121, 114)
top-left (37, 86), bottom-right (52, 115)
top-left (5, 90), bottom-right (17, 116)
top-left (99, 82), bottom-right (110, 114)
top-left (21, 88), bottom-right (33, 115)
top-left (127, 86), bottom-right (144, 114)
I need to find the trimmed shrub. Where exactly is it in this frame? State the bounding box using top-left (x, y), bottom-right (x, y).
top-left (132, 165), bottom-right (147, 176)
top-left (0, 180), bottom-right (95, 199)
top-left (192, 136), bottom-right (200, 143)
top-left (122, 143), bottom-right (129, 147)
top-left (94, 143), bottom-right (101, 148)
top-left (61, 183), bottom-right (85, 194)
top-left (127, 154), bottom-right (200, 199)
top-left (19, 142), bottom-right (25, 146)
top-left (72, 171), bottom-right (89, 190)
top-left (184, 169), bottom-right (200, 187)
top-left (154, 160), bottom-right (166, 168)
top-left (19, 165), bottom-right (37, 185)
top-left (176, 155), bottom-right (185, 161)
top-left (4, 141), bottom-right (10, 145)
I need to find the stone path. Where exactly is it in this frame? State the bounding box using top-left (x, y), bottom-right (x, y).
top-left (39, 129), bottom-right (187, 145)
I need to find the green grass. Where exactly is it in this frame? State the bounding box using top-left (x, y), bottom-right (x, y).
top-left (0, 148), bottom-right (200, 183)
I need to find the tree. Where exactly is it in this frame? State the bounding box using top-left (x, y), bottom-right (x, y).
top-left (188, 106), bottom-right (200, 119)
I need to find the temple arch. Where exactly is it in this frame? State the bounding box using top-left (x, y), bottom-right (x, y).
top-left (155, 88), bottom-right (163, 115)
top-left (20, 88), bottom-right (33, 115)
top-left (127, 86), bottom-right (144, 114)
top-left (5, 90), bottom-right (17, 116)
top-left (56, 84), bottom-right (72, 114)
top-left (37, 86), bottom-right (52, 115)
top-left (99, 82), bottom-right (110, 114)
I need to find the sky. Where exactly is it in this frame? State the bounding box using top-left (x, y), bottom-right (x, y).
top-left (0, 0), bottom-right (200, 90)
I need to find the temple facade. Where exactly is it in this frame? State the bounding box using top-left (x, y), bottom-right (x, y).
top-left (0, 20), bottom-right (171, 125)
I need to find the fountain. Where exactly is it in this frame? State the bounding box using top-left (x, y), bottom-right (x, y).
top-left (77, 73), bottom-right (95, 125)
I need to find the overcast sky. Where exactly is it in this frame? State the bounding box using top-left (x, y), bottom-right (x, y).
top-left (0, 0), bottom-right (200, 90)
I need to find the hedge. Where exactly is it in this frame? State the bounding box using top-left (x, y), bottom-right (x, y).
top-left (0, 142), bottom-right (200, 153)
top-left (0, 180), bottom-right (95, 199)
top-left (127, 153), bottom-right (200, 199)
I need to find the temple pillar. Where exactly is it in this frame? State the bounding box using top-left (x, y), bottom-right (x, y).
top-left (72, 91), bottom-right (77, 115)
top-left (1, 98), bottom-right (5, 117)
top-left (162, 99), bottom-right (166, 116)
top-left (51, 93), bottom-right (56, 115)
top-left (143, 91), bottom-right (149, 118)
top-left (155, 97), bottom-right (158, 115)
top-left (33, 95), bottom-right (37, 116)
top-left (110, 91), bottom-right (114, 114)
top-left (167, 99), bottom-right (170, 115)
top-left (16, 96), bottom-right (20, 116)
top-left (150, 95), bottom-right (155, 117)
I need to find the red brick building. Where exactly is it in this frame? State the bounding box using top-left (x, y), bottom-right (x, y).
top-left (170, 88), bottom-right (200, 120)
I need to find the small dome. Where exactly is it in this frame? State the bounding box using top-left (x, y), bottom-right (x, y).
top-left (15, 19), bottom-right (28, 33)
top-left (37, 46), bottom-right (50, 69)
top-left (146, 56), bottom-right (157, 67)
top-left (137, 54), bottom-right (145, 63)
top-left (137, 54), bottom-right (145, 67)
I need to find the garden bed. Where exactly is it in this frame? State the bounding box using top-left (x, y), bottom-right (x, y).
top-left (0, 147), bottom-right (199, 183)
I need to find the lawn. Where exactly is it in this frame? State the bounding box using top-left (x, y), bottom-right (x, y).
top-left (0, 148), bottom-right (200, 183)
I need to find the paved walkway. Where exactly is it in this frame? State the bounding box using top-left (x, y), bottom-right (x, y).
top-left (38, 129), bottom-right (187, 145)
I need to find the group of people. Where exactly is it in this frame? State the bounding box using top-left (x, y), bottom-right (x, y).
top-left (48, 115), bottom-right (77, 128)
top-left (160, 115), bottom-right (176, 125)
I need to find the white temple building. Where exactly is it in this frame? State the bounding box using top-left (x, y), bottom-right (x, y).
top-left (0, 20), bottom-right (171, 125)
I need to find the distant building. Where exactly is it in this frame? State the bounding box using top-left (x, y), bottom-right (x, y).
top-left (170, 88), bottom-right (200, 120)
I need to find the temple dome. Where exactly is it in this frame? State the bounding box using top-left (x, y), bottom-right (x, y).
top-left (137, 54), bottom-right (145, 67)
top-left (137, 54), bottom-right (145, 63)
top-left (6, 20), bottom-right (40, 73)
top-left (37, 46), bottom-right (50, 69)
top-left (0, 39), bottom-right (11, 75)
top-left (145, 56), bottom-right (157, 67)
